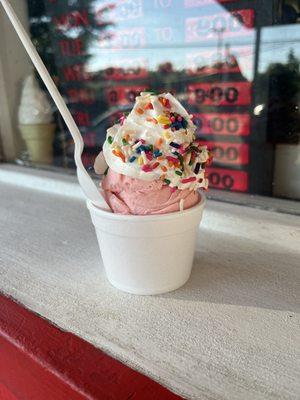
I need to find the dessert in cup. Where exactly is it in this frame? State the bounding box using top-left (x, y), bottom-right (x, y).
top-left (88, 92), bottom-right (211, 295)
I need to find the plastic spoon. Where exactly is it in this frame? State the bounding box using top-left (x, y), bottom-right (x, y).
top-left (0, 0), bottom-right (111, 211)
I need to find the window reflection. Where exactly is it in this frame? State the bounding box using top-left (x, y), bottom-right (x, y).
top-left (258, 23), bottom-right (300, 199)
top-left (25, 0), bottom-right (299, 199)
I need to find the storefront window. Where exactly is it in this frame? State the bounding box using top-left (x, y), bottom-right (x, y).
top-left (1, 0), bottom-right (299, 199)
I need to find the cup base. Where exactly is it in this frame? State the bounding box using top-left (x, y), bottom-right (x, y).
top-left (107, 274), bottom-right (191, 295)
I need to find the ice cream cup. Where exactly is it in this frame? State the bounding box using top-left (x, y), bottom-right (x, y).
top-left (87, 194), bottom-right (205, 295)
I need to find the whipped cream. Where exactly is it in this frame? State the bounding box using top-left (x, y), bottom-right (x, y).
top-left (18, 74), bottom-right (53, 125)
top-left (102, 92), bottom-right (211, 190)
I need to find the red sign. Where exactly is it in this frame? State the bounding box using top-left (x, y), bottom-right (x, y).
top-left (202, 141), bottom-right (249, 166)
top-left (185, 9), bottom-right (254, 42)
top-left (194, 113), bottom-right (251, 136)
top-left (106, 85), bottom-right (149, 106)
top-left (186, 46), bottom-right (254, 77)
top-left (188, 82), bottom-right (252, 106)
top-left (104, 58), bottom-right (148, 80)
top-left (207, 167), bottom-right (248, 191)
top-left (187, 61), bottom-right (241, 76)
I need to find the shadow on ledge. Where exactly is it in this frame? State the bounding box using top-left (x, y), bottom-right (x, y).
top-left (158, 230), bottom-right (300, 314)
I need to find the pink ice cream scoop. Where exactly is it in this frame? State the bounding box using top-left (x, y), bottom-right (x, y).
top-left (102, 169), bottom-right (200, 215)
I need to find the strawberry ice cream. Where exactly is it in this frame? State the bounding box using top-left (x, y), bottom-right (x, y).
top-left (102, 168), bottom-right (199, 215)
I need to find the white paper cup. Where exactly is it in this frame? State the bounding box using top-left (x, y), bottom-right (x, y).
top-left (87, 195), bottom-right (205, 295)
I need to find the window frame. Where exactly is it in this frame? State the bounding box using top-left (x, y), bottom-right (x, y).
top-left (0, 0), bottom-right (31, 162)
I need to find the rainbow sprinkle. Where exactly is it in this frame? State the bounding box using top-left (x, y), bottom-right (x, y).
top-left (112, 149), bottom-right (125, 162)
top-left (181, 177), bottom-right (196, 184)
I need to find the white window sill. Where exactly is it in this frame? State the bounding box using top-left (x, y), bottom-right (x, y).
top-left (0, 163), bottom-right (299, 399)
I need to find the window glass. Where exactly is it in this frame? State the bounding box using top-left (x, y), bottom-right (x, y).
top-left (2, 0), bottom-right (300, 200)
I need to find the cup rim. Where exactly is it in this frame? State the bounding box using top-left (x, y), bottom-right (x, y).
top-left (87, 192), bottom-right (206, 222)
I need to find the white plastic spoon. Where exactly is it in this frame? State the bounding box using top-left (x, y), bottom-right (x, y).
top-left (0, 0), bottom-right (111, 211)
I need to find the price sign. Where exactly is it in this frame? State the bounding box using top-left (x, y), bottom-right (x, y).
top-left (194, 113), bottom-right (250, 136)
top-left (188, 82), bottom-right (252, 106)
top-left (106, 85), bottom-right (149, 106)
top-left (207, 167), bottom-right (248, 191)
top-left (185, 9), bottom-right (254, 42)
top-left (104, 58), bottom-right (148, 80)
top-left (99, 0), bottom-right (143, 22)
top-left (201, 141), bottom-right (249, 165)
top-left (186, 46), bottom-right (254, 76)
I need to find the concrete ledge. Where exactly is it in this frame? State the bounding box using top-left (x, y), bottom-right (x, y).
top-left (0, 165), bottom-right (299, 399)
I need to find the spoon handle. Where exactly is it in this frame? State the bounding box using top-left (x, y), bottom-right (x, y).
top-left (0, 0), bottom-right (110, 210)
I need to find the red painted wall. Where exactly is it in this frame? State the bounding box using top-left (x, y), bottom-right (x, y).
top-left (0, 294), bottom-right (182, 400)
